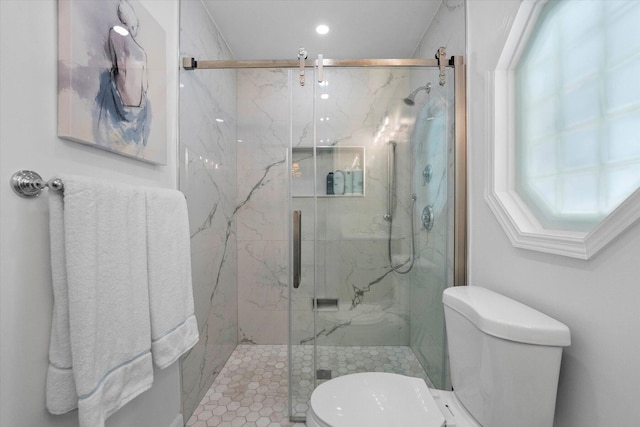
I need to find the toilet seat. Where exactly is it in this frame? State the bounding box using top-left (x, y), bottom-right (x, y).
top-left (306, 373), bottom-right (446, 427)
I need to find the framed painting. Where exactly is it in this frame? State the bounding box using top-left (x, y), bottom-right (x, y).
top-left (58, 0), bottom-right (167, 165)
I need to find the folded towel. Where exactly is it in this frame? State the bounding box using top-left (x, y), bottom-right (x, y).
top-left (46, 175), bottom-right (154, 427)
top-left (46, 188), bottom-right (77, 414)
top-left (145, 188), bottom-right (199, 369)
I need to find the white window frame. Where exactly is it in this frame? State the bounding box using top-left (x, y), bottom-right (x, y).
top-left (485, 0), bottom-right (640, 259)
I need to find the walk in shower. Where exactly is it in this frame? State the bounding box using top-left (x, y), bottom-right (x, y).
top-left (286, 59), bottom-right (465, 420)
top-left (179, 11), bottom-right (466, 420)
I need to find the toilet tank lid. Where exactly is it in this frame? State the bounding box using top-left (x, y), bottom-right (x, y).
top-left (443, 286), bottom-right (571, 346)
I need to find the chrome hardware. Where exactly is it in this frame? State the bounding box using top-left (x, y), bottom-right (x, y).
top-left (317, 54), bottom-right (324, 83)
top-left (422, 205), bottom-right (434, 230)
top-left (11, 170), bottom-right (63, 198)
top-left (298, 48), bottom-right (308, 86)
top-left (436, 47), bottom-right (447, 86)
top-left (317, 369), bottom-right (332, 380)
top-left (313, 298), bottom-right (338, 311)
top-left (182, 57), bottom-right (196, 70)
top-left (423, 164), bottom-right (433, 185)
top-left (293, 210), bottom-right (302, 288)
top-left (404, 82), bottom-right (432, 106)
top-left (384, 141), bottom-right (397, 221)
top-left (181, 57), bottom-right (444, 70)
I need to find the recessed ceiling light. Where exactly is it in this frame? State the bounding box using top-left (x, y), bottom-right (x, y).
top-left (320, 94), bottom-right (329, 100)
top-left (316, 24), bottom-right (330, 35)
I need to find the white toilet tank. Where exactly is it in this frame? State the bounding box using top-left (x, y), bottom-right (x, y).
top-left (443, 286), bottom-right (570, 427)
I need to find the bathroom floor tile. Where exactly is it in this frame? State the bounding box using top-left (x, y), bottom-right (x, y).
top-left (186, 344), bottom-right (428, 426)
top-left (186, 345), bottom-right (301, 427)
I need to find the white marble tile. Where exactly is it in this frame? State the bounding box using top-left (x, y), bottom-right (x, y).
top-left (236, 159), bottom-right (289, 242)
top-left (180, 0), bottom-right (238, 419)
top-left (237, 240), bottom-right (289, 312)
top-left (237, 66), bottom-right (422, 351)
top-left (236, 68), bottom-right (293, 347)
top-left (239, 310), bottom-right (289, 346)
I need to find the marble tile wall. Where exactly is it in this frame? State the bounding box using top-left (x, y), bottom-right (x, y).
top-left (237, 67), bottom-right (417, 347)
top-left (179, 1), bottom-right (238, 420)
top-left (301, 68), bottom-right (416, 347)
top-left (236, 68), bottom-right (294, 345)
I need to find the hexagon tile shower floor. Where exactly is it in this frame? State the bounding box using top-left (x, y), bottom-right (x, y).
top-left (187, 344), bottom-right (427, 426)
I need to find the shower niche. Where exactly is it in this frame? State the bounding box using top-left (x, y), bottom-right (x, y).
top-left (292, 146), bottom-right (365, 197)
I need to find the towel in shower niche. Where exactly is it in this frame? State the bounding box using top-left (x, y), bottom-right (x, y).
top-left (46, 175), bottom-right (153, 427)
top-left (145, 188), bottom-right (199, 369)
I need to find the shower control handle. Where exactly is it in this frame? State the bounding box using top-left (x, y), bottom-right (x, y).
top-left (422, 205), bottom-right (434, 231)
top-left (423, 164), bottom-right (433, 185)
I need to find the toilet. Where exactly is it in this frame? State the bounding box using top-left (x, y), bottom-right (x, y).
top-left (306, 286), bottom-right (571, 427)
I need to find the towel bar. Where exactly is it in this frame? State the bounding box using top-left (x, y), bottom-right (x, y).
top-left (10, 170), bottom-right (63, 198)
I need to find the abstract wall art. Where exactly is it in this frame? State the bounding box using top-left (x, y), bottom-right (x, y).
top-left (58, 0), bottom-right (167, 164)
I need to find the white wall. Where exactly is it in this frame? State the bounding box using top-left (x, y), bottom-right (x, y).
top-left (467, 1), bottom-right (640, 425)
top-left (413, 0), bottom-right (466, 59)
top-left (0, 1), bottom-right (182, 426)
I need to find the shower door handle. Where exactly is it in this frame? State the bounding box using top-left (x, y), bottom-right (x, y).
top-left (293, 210), bottom-right (302, 289)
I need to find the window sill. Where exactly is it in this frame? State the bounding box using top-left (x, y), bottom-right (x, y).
top-left (486, 186), bottom-right (640, 259)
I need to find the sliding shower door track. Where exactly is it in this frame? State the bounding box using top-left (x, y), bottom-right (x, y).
top-left (182, 57), bottom-right (447, 70)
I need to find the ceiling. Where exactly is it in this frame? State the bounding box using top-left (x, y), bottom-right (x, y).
top-left (201, 1), bottom-right (443, 60)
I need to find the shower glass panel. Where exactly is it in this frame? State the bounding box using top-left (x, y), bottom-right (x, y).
top-left (289, 65), bottom-right (456, 420)
top-left (289, 68), bottom-right (316, 421)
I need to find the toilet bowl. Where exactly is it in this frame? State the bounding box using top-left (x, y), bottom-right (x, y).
top-left (305, 286), bottom-right (571, 427)
top-left (306, 372), bottom-right (479, 427)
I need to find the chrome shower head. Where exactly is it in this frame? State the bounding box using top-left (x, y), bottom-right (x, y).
top-left (403, 82), bottom-right (432, 106)
top-left (403, 95), bottom-right (416, 106)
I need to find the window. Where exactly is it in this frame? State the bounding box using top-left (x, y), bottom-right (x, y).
top-left (487, 0), bottom-right (640, 259)
top-left (516, 0), bottom-right (640, 231)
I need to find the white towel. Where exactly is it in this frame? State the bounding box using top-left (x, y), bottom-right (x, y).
top-left (46, 175), bottom-right (154, 427)
top-left (145, 188), bottom-right (199, 368)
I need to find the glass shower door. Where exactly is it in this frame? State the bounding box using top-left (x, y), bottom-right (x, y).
top-left (289, 68), bottom-right (317, 421)
top-left (407, 67), bottom-right (457, 391)
top-left (288, 63), bottom-right (461, 421)
top-left (311, 66), bottom-right (420, 381)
